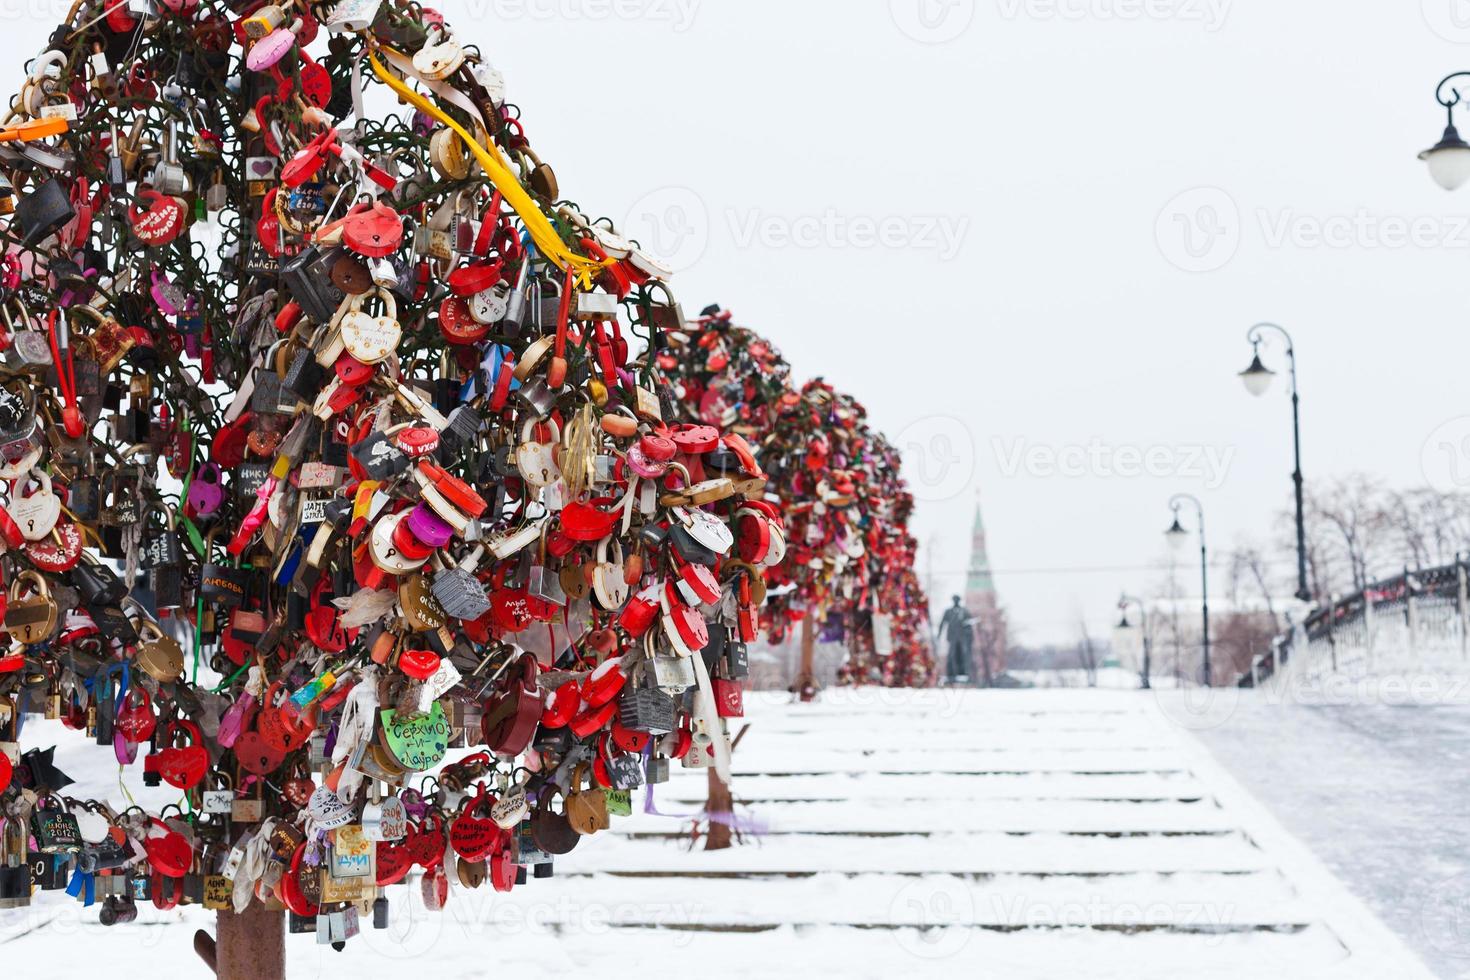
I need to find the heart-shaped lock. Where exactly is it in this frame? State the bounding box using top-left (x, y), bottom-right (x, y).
top-left (341, 201), bottom-right (404, 258)
top-left (516, 417), bottom-right (561, 489)
top-left (114, 686), bottom-right (156, 743)
top-left (234, 729), bottom-right (286, 776)
top-left (450, 786), bottom-right (503, 861)
top-left (409, 813), bottom-right (446, 869)
top-left (143, 819), bottom-right (192, 877)
top-left (157, 744), bottom-right (208, 790)
top-left (258, 682), bottom-right (313, 754)
top-left (129, 189), bottom-right (187, 246)
top-left (593, 537), bottom-right (630, 610)
top-left (26, 520), bottom-right (82, 572)
top-left (307, 784), bottom-right (353, 829)
top-left (10, 468), bottom-right (61, 541)
top-left (489, 849), bottom-right (517, 892)
top-left (186, 463), bottom-right (225, 516)
top-left (339, 288), bottom-right (401, 364)
top-left (376, 838), bottom-right (414, 885)
top-left (399, 648), bottom-right (441, 681)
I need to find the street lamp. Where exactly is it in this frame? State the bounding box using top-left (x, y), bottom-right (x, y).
top-left (1165, 494), bottom-right (1211, 687)
top-left (1117, 594), bottom-right (1151, 690)
top-left (1240, 323), bottom-right (1312, 604)
top-left (1422, 73), bottom-right (1470, 191)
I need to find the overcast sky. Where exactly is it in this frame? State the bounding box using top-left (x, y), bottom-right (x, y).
top-left (10, 0), bottom-right (1470, 645)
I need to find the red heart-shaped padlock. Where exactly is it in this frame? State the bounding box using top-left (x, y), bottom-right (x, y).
top-left (409, 815), bottom-right (446, 869)
top-left (144, 821), bottom-right (193, 877)
top-left (234, 730), bottom-right (286, 776)
top-left (341, 201), bottom-right (404, 258)
top-left (129, 189), bottom-right (187, 247)
top-left (157, 744), bottom-right (208, 790)
top-left (114, 688), bottom-right (156, 743)
top-left (450, 808), bottom-right (503, 862)
top-left (399, 648), bottom-right (441, 681)
top-left (376, 839), bottom-right (413, 886)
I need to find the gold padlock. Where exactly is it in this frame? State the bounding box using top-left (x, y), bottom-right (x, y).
top-left (4, 570), bottom-right (56, 645)
top-left (134, 619), bottom-right (184, 682)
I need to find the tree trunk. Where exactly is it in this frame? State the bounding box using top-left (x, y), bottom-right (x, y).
top-left (704, 768), bottom-right (733, 851)
top-left (796, 614), bottom-right (817, 702)
top-left (213, 903), bottom-right (285, 980)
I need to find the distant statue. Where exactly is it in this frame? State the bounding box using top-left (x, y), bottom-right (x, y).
top-left (937, 595), bottom-right (974, 685)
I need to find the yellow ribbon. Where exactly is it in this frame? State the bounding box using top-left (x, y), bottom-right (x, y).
top-left (367, 48), bottom-right (608, 285)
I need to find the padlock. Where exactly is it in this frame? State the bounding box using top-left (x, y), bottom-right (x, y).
top-left (431, 545), bottom-right (491, 620)
top-left (5, 570), bottom-right (57, 644)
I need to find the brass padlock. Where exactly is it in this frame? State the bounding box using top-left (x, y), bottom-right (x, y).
top-left (5, 570), bottom-right (57, 645)
top-left (134, 619), bottom-right (184, 683)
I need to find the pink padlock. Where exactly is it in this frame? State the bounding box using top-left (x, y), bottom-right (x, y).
top-left (406, 501), bottom-right (454, 549)
top-left (187, 463), bottom-right (226, 516)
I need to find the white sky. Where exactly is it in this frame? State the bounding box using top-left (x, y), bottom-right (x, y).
top-left (9, 0), bottom-right (1470, 644)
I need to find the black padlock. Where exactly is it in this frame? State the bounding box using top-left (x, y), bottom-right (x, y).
top-left (14, 177), bottom-right (75, 248)
top-left (72, 556), bottom-right (126, 606)
top-left (281, 346), bottom-right (325, 403)
top-left (351, 430), bottom-right (409, 481)
top-left (280, 245), bottom-right (346, 325)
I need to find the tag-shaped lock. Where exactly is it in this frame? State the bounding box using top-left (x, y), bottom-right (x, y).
top-left (399, 574), bottom-right (449, 632)
top-left (9, 468), bottom-right (60, 541)
top-left (5, 571), bottom-right (57, 644)
top-left (138, 504), bottom-right (182, 569)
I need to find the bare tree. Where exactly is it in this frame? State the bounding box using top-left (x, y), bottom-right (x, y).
top-left (1076, 617), bottom-right (1099, 688)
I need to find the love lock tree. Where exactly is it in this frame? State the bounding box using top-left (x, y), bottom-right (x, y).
top-left (657, 308), bottom-right (936, 699)
top-left (0, 3), bottom-right (779, 976)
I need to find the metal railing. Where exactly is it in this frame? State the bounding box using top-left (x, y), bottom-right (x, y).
top-left (1240, 560), bottom-right (1470, 689)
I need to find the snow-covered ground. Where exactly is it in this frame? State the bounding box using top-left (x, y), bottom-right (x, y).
top-left (0, 688), bottom-right (1443, 978)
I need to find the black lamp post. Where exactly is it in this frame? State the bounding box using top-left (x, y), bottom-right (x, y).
top-left (1166, 494), bottom-right (1211, 687)
top-left (1421, 73), bottom-right (1470, 191)
top-left (1239, 322), bottom-right (1311, 604)
top-left (1117, 594), bottom-right (1151, 690)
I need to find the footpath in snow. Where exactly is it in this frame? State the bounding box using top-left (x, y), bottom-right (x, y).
top-left (0, 688), bottom-right (1440, 978)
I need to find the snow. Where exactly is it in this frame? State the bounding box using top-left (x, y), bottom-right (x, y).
top-left (0, 688), bottom-right (1440, 978)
